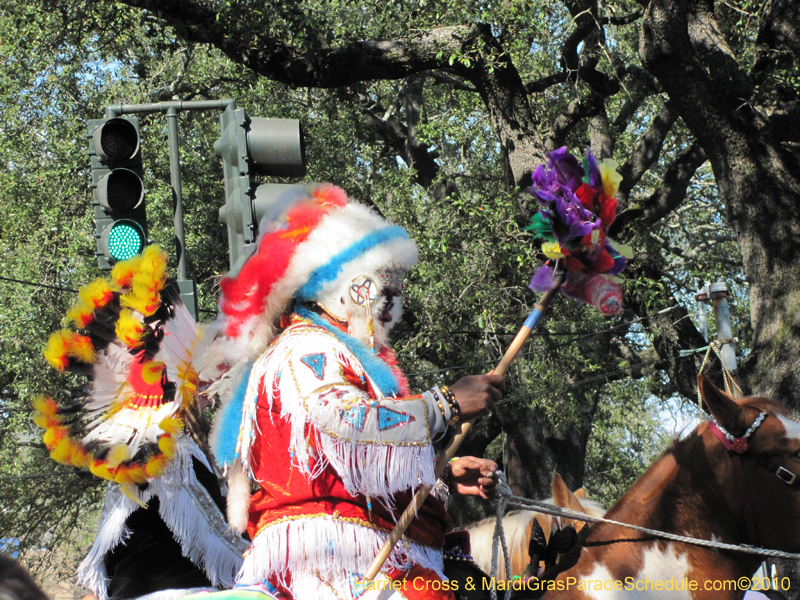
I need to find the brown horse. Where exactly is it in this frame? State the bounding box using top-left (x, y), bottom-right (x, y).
top-left (539, 375), bottom-right (800, 599)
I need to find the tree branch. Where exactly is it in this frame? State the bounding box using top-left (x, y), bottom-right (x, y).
top-left (358, 81), bottom-right (460, 204)
top-left (545, 94), bottom-right (606, 151)
top-left (425, 71), bottom-right (478, 93)
top-left (602, 11), bottom-right (644, 26)
top-left (611, 141), bottom-right (707, 236)
top-left (753, 0), bottom-right (800, 77)
top-left (525, 71), bottom-right (569, 94)
top-left (612, 65), bottom-right (662, 133)
top-left (617, 99), bottom-right (681, 205)
top-left (117, 0), bottom-right (474, 87)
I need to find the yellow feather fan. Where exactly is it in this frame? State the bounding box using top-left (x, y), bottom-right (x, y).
top-left (33, 246), bottom-right (200, 499)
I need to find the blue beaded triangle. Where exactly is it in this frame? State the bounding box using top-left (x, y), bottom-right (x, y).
top-left (300, 353), bottom-right (326, 380)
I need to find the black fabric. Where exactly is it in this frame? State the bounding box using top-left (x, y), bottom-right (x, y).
top-left (192, 456), bottom-right (227, 514)
top-left (444, 558), bottom-right (493, 600)
top-left (104, 457), bottom-right (225, 599)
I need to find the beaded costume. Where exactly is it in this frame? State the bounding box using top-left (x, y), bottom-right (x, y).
top-left (200, 185), bottom-right (459, 599)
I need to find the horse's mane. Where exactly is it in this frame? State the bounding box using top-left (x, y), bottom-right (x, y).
top-left (739, 395), bottom-right (789, 416)
top-left (464, 499), bottom-right (607, 579)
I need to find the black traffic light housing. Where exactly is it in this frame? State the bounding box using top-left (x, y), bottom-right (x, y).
top-left (88, 116), bottom-right (148, 270)
top-left (215, 109), bottom-right (306, 274)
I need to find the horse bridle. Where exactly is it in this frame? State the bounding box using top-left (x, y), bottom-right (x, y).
top-left (709, 410), bottom-right (800, 545)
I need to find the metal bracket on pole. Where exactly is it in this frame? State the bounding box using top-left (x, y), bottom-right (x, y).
top-left (695, 281), bottom-right (710, 343)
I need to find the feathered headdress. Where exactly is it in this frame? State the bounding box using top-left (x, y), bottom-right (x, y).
top-left (525, 147), bottom-right (633, 315)
top-left (34, 246), bottom-right (199, 503)
top-left (196, 183), bottom-right (418, 381)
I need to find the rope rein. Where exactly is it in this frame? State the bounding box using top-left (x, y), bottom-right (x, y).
top-left (489, 490), bottom-right (512, 600)
top-left (696, 340), bottom-right (743, 402)
top-left (490, 473), bottom-right (800, 564)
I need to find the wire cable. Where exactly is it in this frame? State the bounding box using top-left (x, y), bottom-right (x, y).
top-left (405, 305), bottom-right (683, 378)
top-left (497, 346), bottom-right (714, 406)
top-left (1, 273), bottom-right (219, 316)
top-left (0, 471), bottom-right (81, 482)
top-left (0, 275), bottom-right (77, 293)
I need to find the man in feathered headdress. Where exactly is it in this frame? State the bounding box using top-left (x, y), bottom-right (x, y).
top-left (198, 184), bottom-right (504, 599)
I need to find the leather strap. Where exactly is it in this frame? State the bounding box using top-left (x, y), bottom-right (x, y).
top-left (709, 422), bottom-right (759, 545)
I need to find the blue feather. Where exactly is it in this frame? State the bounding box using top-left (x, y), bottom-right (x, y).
top-left (296, 226), bottom-right (409, 300)
top-left (211, 363), bottom-right (253, 469)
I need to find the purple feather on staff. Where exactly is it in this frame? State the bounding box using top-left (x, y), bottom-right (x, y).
top-left (524, 147), bottom-right (633, 315)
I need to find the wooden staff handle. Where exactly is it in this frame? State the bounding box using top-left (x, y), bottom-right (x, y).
top-left (493, 273), bottom-right (565, 377)
top-left (364, 274), bottom-right (564, 581)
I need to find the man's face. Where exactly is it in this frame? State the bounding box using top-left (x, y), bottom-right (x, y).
top-left (377, 289), bottom-right (401, 328)
top-left (324, 271), bottom-right (405, 350)
top-left (375, 269), bottom-right (404, 332)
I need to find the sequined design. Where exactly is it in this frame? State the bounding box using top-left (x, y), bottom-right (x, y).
top-left (300, 352), bottom-right (327, 380)
top-left (377, 406), bottom-right (413, 431)
top-left (341, 405), bottom-right (369, 431)
top-left (348, 571), bottom-right (367, 598)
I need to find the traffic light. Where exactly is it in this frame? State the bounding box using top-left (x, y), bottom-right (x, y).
top-left (88, 117), bottom-right (148, 270)
top-left (215, 109), bottom-right (306, 274)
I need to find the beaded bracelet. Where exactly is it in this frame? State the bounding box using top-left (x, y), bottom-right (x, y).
top-left (440, 385), bottom-right (461, 425)
top-left (440, 456), bottom-right (460, 491)
top-left (436, 398), bottom-right (448, 422)
top-left (429, 387), bottom-right (450, 425)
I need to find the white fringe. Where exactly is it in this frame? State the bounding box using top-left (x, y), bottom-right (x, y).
top-left (236, 326), bottom-right (438, 504)
top-left (132, 587), bottom-right (215, 600)
top-left (237, 514), bottom-right (444, 588)
top-left (76, 488), bottom-right (130, 600)
top-left (315, 434), bottom-right (435, 511)
top-left (77, 435), bottom-right (247, 600)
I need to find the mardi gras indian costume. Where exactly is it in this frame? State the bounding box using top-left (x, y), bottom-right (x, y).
top-left (34, 247), bottom-right (248, 600)
top-left (197, 184), bottom-right (496, 600)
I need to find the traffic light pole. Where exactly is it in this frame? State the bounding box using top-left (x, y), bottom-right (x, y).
top-left (166, 107), bottom-right (187, 281)
top-left (103, 100), bottom-right (238, 321)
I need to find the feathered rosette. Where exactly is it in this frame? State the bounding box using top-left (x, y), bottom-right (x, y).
top-left (526, 147), bottom-right (633, 315)
top-left (33, 246), bottom-right (199, 502)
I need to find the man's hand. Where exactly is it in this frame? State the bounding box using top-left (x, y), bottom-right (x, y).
top-left (449, 456), bottom-right (498, 499)
top-left (449, 374), bottom-right (504, 419)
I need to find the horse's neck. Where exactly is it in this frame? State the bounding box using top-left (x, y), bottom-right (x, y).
top-left (601, 447), bottom-right (693, 532)
top-left (577, 431), bottom-right (761, 580)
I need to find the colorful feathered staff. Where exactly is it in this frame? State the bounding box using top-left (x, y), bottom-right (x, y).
top-left (526, 147), bottom-right (633, 315)
top-left (366, 147), bottom-right (634, 580)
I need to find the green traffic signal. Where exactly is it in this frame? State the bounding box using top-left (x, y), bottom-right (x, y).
top-left (103, 219), bottom-right (147, 261)
top-left (88, 116), bottom-right (148, 270)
